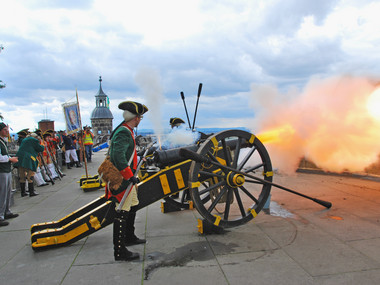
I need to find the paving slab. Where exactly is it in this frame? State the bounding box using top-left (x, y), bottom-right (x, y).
top-left (62, 263), bottom-right (143, 285)
top-left (279, 223), bottom-right (378, 276)
top-left (217, 249), bottom-right (314, 285)
top-left (348, 238), bottom-right (380, 264)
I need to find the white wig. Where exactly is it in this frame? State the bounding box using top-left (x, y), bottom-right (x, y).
top-left (123, 110), bottom-right (137, 122)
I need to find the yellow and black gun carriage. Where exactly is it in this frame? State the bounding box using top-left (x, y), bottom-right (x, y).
top-left (31, 129), bottom-right (331, 250)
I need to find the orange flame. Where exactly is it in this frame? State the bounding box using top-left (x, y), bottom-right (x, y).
top-left (249, 76), bottom-right (380, 174)
top-left (257, 124), bottom-right (295, 144)
top-left (157, 135), bottom-right (162, 150)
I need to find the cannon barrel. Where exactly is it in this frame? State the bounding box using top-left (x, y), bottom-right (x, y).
top-left (154, 144), bottom-right (199, 167)
top-left (153, 137), bottom-right (250, 167)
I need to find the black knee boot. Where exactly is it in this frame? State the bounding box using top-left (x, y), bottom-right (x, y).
top-left (20, 182), bottom-right (27, 197)
top-left (113, 214), bottom-right (139, 261)
top-left (28, 182), bottom-right (39, 197)
top-left (125, 207), bottom-right (146, 246)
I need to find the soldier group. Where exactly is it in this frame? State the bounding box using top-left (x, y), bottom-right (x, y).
top-left (14, 127), bottom-right (96, 192)
top-left (0, 122), bottom-right (96, 227)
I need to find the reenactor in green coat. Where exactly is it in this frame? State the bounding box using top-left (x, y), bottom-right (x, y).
top-left (105, 101), bottom-right (148, 261)
top-left (15, 133), bottom-right (45, 197)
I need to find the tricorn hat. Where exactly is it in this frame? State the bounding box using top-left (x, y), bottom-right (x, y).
top-left (170, 117), bottom-right (185, 127)
top-left (118, 101), bottom-right (148, 115)
top-left (118, 101), bottom-right (148, 122)
top-left (17, 128), bottom-right (29, 136)
top-left (43, 130), bottom-right (53, 138)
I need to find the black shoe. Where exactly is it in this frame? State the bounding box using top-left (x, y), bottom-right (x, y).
top-left (28, 183), bottom-right (39, 197)
top-left (4, 213), bottom-right (19, 219)
top-left (0, 220), bottom-right (9, 227)
top-left (20, 182), bottom-right (27, 197)
top-left (125, 237), bottom-right (146, 246)
top-left (115, 251), bottom-right (139, 261)
top-left (38, 183), bottom-right (49, 187)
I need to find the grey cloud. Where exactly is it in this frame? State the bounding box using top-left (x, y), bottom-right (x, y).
top-left (257, 0), bottom-right (338, 36)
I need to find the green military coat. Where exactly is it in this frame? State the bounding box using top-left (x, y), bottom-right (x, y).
top-left (108, 124), bottom-right (136, 199)
top-left (15, 136), bottom-right (45, 171)
top-left (110, 125), bottom-right (135, 171)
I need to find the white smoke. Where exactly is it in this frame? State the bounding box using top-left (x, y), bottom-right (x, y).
top-left (134, 67), bottom-right (201, 149)
top-left (134, 67), bottom-right (165, 136)
top-left (161, 125), bottom-right (200, 149)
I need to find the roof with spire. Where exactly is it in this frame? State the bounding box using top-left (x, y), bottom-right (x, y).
top-left (90, 76), bottom-right (114, 120)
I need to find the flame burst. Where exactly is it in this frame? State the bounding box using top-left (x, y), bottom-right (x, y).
top-left (367, 88), bottom-right (380, 120)
top-left (250, 75), bottom-right (380, 174)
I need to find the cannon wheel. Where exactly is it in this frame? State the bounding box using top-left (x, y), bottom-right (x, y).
top-left (189, 129), bottom-right (273, 228)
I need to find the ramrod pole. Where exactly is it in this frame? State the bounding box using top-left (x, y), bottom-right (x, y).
top-left (192, 83), bottom-right (202, 131)
top-left (180, 91), bottom-right (192, 130)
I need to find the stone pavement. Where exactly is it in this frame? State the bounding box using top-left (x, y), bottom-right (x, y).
top-left (1, 149), bottom-right (380, 285)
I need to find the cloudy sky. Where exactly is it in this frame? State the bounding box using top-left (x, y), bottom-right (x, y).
top-left (1, 0), bottom-right (380, 134)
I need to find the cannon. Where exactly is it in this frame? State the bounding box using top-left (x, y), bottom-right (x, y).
top-left (30, 129), bottom-right (331, 250)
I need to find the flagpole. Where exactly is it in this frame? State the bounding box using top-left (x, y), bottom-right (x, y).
top-left (76, 89), bottom-right (88, 178)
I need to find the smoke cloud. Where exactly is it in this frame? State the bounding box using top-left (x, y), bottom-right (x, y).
top-left (249, 75), bottom-right (380, 174)
top-left (134, 67), bottom-right (165, 136)
top-left (134, 68), bottom-right (199, 149)
top-left (161, 126), bottom-right (200, 148)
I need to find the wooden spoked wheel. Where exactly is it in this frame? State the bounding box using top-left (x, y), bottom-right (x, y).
top-left (189, 129), bottom-right (273, 228)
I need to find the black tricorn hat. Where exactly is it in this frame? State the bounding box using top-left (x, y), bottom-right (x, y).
top-left (17, 128), bottom-right (29, 136)
top-left (118, 101), bottom-right (148, 115)
top-left (170, 117), bottom-right (185, 126)
top-left (43, 130), bottom-right (53, 138)
top-left (35, 129), bottom-right (42, 135)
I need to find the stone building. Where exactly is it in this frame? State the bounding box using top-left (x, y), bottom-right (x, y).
top-left (38, 119), bottom-right (55, 133)
top-left (90, 76), bottom-right (113, 144)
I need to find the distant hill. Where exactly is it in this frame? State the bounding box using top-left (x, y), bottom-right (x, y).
top-left (137, 127), bottom-right (250, 136)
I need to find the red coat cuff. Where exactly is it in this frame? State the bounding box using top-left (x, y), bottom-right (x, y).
top-left (120, 166), bottom-right (133, 180)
